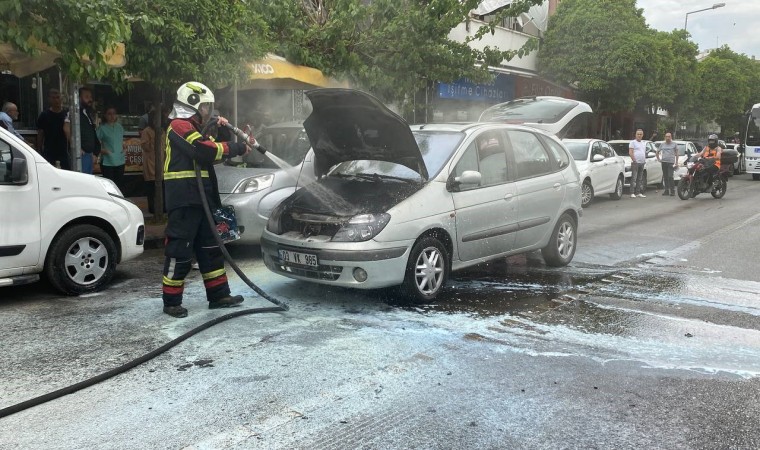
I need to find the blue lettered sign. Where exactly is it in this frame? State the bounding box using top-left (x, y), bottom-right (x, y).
top-left (437, 74), bottom-right (515, 102)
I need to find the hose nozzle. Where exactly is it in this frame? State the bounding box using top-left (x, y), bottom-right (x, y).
top-left (223, 123), bottom-right (267, 154)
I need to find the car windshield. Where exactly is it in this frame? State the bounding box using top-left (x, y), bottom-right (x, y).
top-left (253, 126), bottom-right (311, 167)
top-left (330, 130), bottom-right (464, 180)
top-left (479, 97), bottom-right (578, 123)
top-left (609, 142), bottom-right (630, 157)
top-left (563, 142), bottom-right (589, 161)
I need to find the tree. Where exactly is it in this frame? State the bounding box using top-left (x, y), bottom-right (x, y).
top-left (694, 46), bottom-right (756, 135)
top-left (0, 1), bottom-right (132, 81)
top-left (537, 0), bottom-right (662, 113)
top-left (258, 0), bottom-right (544, 109)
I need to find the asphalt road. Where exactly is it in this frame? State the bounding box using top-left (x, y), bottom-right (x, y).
top-left (3, 175), bottom-right (760, 449)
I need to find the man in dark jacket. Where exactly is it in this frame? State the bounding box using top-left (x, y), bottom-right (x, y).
top-left (161, 81), bottom-right (251, 318)
top-left (64, 87), bottom-right (100, 173)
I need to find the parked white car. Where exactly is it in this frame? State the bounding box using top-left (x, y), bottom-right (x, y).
top-left (608, 140), bottom-right (662, 192)
top-left (562, 139), bottom-right (625, 207)
top-left (0, 127), bottom-right (144, 294)
top-left (261, 89), bottom-right (582, 302)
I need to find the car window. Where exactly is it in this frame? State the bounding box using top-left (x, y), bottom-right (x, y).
top-left (543, 137), bottom-right (570, 169)
top-left (452, 130), bottom-right (509, 189)
top-left (591, 142), bottom-right (603, 158)
top-left (609, 142), bottom-right (629, 157)
top-left (563, 141), bottom-right (589, 161)
top-left (413, 131), bottom-right (465, 178)
top-left (0, 139), bottom-right (25, 185)
top-left (602, 143), bottom-right (615, 158)
top-left (508, 130), bottom-right (553, 179)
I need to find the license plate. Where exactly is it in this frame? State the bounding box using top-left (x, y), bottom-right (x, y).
top-left (279, 249), bottom-right (318, 267)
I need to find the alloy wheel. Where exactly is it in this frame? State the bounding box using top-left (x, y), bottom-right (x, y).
top-left (414, 246), bottom-right (445, 295)
top-left (557, 221), bottom-right (575, 260)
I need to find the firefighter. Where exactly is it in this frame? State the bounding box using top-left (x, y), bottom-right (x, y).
top-left (161, 81), bottom-right (252, 318)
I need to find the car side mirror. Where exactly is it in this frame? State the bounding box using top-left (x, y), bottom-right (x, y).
top-left (591, 154), bottom-right (605, 162)
top-left (448, 170), bottom-right (482, 191)
top-left (646, 151), bottom-right (656, 158)
top-left (11, 157), bottom-right (27, 184)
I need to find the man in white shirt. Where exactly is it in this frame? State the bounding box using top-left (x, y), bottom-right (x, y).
top-left (629, 129), bottom-right (647, 198)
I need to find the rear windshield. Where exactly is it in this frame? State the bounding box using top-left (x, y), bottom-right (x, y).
top-left (563, 142), bottom-right (589, 161)
top-left (479, 97), bottom-right (578, 124)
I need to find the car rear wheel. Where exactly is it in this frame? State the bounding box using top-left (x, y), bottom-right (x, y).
top-left (609, 175), bottom-right (623, 200)
top-left (541, 213), bottom-right (576, 267)
top-left (581, 180), bottom-right (593, 207)
top-left (401, 236), bottom-right (448, 303)
top-left (45, 224), bottom-right (117, 295)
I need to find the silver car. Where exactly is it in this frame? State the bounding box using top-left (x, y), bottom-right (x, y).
top-left (261, 89), bottom-right (583, 302)
top-left (216, 122), bottom-right (317, 244)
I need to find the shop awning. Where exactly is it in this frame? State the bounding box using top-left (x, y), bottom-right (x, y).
top-left (0, 41), bottom-right (126, 78)
top-left (239, 54), bottom-right (347, 90)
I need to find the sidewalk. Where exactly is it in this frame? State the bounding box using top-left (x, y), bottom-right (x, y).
top-left (130, 196), bottom-right (165, 249)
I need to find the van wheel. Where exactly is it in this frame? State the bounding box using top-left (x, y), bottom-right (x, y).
top-left (45, 224), bottom-right (117, 295)
top-left (542, 213), bottom-right (577, 267)
top-left (609, 175), bottom-right (623, 200)
top-left (581, 180), bottom-right (593, 207)
top-left (401, 236), bottom-right (448, 303)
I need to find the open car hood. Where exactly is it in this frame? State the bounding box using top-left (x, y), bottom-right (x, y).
top-left (304, 89), bottom-right (428, 180)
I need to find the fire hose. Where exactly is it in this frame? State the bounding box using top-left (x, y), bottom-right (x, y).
top-left (0, 120), bottom-right (288, 420)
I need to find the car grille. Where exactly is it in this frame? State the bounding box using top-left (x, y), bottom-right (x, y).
top-left (268, 255), bottom-right (344, 281)
top-left (281, 211), bottom-right (347, 238)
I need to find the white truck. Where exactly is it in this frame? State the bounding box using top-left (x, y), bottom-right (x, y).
top-left (0, 127), bottom-right (144, 294)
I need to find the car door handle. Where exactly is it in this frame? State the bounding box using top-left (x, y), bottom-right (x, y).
top-left (553, 183), bottom-right (561, 190)
top-left (504, 193), bottom-right (514, 201)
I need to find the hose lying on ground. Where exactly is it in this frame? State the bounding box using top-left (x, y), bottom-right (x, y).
top-left (0, 119), bottom-right (289, 420)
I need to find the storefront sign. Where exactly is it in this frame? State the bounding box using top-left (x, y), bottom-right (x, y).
top-left (437, 74), bottom-right (515, 102)
top-left (515, 77), bottom-right (574, 99)
top-left (124, 137), bottom-right (143, 173)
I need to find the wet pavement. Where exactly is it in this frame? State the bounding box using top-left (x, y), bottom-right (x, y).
top-left (3, 177), bottom-right (760, 448)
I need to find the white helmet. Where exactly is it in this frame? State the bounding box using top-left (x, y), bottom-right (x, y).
top-left (169, 81), bottom-right (214, 119)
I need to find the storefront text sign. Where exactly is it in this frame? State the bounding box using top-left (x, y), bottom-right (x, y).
top-left (437, 74), bottom-right (515, 102)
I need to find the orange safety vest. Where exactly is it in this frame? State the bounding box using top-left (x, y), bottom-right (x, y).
top-left (703, 146), bottom-right (720, 168)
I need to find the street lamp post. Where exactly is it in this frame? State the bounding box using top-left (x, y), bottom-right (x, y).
top-left (684, 3), bottom-right (726, 30)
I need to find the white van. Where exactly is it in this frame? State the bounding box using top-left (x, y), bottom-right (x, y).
top-left (0, 127), bottom-right (144, 294)
top-left (479, 96), bottom-right (593, 139)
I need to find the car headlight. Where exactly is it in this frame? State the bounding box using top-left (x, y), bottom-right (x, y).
top-left (266, 201), bottom-right (286, 234)
top-left (98, 177), bottom-right (124, 197)
top-left (332, 213), bottom-right (391, 242)
top-left (233, 174), bottom-right (274, 193)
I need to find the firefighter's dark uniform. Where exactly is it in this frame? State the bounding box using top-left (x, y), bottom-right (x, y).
top-left (162, 116), bottom-right (247, 307)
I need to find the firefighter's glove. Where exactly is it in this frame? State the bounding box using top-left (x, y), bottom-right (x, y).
top-left (230, 142), bottom-right (249, 157)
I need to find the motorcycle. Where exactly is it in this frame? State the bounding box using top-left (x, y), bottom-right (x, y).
top-left (676, 155), bottom-right (728, 200)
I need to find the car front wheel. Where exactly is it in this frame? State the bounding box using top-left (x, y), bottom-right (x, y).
top-left (45, 224), bottom-right (118, 295)
top-left (581, 180), bottom-right (593, 207)
top-left (609, 175), bottom-right (623, 200)
top-left (401, 236), bottom-right (448, 303)
top-left (541, 213), bottom-right (577, 267)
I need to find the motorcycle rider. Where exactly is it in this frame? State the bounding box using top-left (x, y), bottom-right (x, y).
top-left (161, 81), bottom-right (252, 318)
top-left (699, 133), bottom-right (722, 186)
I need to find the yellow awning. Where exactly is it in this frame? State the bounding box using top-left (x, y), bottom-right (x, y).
top-left (240, 54), bottom-right (348, 90)
top-left (0, 41), bottom-right (126, 78)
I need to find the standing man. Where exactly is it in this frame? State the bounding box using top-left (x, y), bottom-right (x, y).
top-left (0, 102), bottom-right (23, 140)
top-left (36, 89), bottom-right (71, 170)
top-left (64, 87), bottom-right (100, 174)
top-left (656, 132), bottom-right (679, 196)
top-left (629, 128), bottom-right (647, 198)
top-left (161, 81), bottom-right (252, 318)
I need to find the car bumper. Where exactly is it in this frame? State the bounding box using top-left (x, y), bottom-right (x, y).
top-left (746, 156), bottom-right (760, 173)
top-left (260, 234), bottom-right (411, 289)
top-left (114, 197), bottom-right (144, 263)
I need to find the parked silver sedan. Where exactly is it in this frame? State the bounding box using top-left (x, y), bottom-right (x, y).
top-left (260, 89), bottom-right (583, 302)
top-left (216, 122), bottom-right (316, 244)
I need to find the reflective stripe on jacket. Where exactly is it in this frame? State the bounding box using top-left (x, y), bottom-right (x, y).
top-left (702, 146), bottom-right (721, 168)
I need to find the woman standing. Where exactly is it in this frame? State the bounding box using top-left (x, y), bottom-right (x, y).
top-left (140, 110), bottom-right (165, 214)
top-left (96, 106), bottom-right (125, 190)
